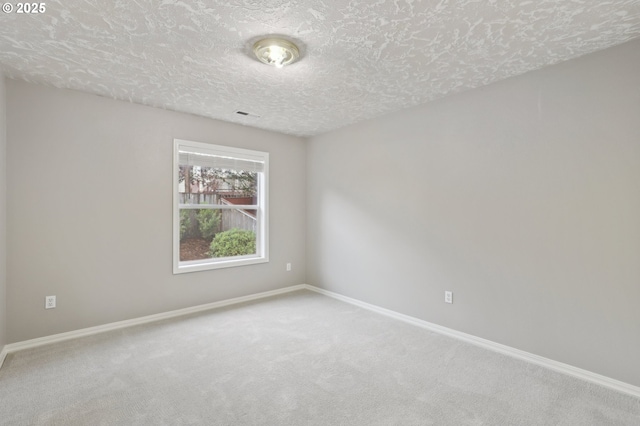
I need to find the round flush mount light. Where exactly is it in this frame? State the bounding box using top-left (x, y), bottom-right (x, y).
top-left (253, 37), bottom-right (300, 68)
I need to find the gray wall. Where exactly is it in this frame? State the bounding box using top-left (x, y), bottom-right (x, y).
top-left (6, 80), bottom-right (306, 342)
top-left (0, 75), bottom-right (6, 350)
top-left (307, 39), bottom-right (640, 387)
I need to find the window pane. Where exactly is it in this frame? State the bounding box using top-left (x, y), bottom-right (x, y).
top-left (178, 165), bottom-right (257, 206)
top-left (174, 139), bottom-right (268, 273)
top-left (178, 150), bottom-right (264, 173)
top-left (179, 208), bottom-right (257, 262)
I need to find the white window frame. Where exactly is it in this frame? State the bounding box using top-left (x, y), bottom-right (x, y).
top-left (173, 139), bottom-right (269, 274)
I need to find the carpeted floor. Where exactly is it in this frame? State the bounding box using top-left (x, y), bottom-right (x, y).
top-left (1, 289), bottom-right (639, 425)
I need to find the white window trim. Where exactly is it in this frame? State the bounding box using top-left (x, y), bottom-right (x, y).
top-left (173, 139), bottom-right (269, 274)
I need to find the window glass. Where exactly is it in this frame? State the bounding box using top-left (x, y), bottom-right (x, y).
top-left (173, 139), bottom-right (268, 273)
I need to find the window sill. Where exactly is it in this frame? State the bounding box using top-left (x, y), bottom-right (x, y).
top-left (173, 255), bottom-right (268, 274)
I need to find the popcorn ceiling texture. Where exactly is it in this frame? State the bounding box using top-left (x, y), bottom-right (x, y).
top-left (1, 0), bottom-right (639, 136)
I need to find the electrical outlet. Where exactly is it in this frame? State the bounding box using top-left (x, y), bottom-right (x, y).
top-left (45, 295), bottom-right (56, 309)
top-left (444, 291), bottom-right (453, 304)
top-left (286, 263), bottom-right (292, 272)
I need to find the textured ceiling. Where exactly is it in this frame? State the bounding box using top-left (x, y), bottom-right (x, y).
top-left (1, 0), bottom-right (639, 137)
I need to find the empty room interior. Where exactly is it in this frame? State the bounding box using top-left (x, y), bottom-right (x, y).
top-left (1, 1), bottom-right (640, 424)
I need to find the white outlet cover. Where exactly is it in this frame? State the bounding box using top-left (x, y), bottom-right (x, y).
top-left (45, 295), bottom-right (56, 309)
top-left (445, 291), bottom-right (453, 304)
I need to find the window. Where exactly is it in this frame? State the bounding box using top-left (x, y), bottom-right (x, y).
top-left (173, 139), bottom-right (268, 273)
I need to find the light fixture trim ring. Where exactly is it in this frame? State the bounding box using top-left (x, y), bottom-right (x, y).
top-left (253, 37), bottom-right (300, 68)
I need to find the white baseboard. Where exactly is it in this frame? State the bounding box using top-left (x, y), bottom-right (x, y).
top-left (0, 346), bottom-right (7, 370)
top-left (4, 284), bottom-right (308, 354)
top-left (302, 284), bottom-right (640, 399)
top-left (4, 283), bottom-right (639, 399)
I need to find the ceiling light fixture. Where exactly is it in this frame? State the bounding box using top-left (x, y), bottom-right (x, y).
top-left (253, 37), bottom-right (300, 68)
